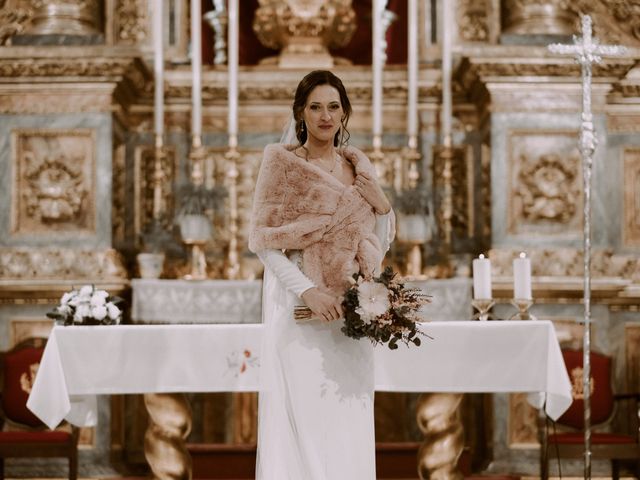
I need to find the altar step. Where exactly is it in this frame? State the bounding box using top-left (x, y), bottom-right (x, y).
top-left (187, 442), bottom-right (474, 479)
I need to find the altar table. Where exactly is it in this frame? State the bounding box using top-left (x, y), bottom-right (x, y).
top-left (28, 320), bottom-right (572, 430)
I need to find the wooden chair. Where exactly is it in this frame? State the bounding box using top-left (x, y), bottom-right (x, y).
top-left (0, 337), bottom-right (79, 480)
top-left (539, 349), bottom-right (640, 480)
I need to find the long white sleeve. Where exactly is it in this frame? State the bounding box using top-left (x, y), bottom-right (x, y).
top-left (375, 210), bottom-right (396, 254)
top-left (256, 249), bottom-right (315, 298)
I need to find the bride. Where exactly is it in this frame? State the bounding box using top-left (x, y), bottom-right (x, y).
top-left (249, 70), bottom-right (395, 480)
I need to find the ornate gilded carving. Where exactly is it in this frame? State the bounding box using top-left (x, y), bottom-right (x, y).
top-left (502, 0), bottom-right (577, 35)
top-left (112, 143), bottom-right (126, 246)
top-left (623, 148), bottom-right (640, 247)
top-left (19, 362), bottom-right (38, 393)
top-left (469, 60), bottom-right (632, 79)
top-left (134, 145), bottom-right (176, 246)
top-left (24, 0), bottom-right (101, 36)
top-left (518, 153), bottom-right (579, 223)
top-left (480, 144), bottom-right (491, 240)
top-left (416, 393), bottom-right (464, 480)
top-left (0, 248), bottom-right (128, 280)
top-left (457, 0), bottom-right (489, 42)
top-left (0, 0), bottom-right (32, 45)
top-left (11, 129), bottom-right (95, 235)
top-left (0, 57), bottom-right (152, 96)
top-left (253, 0), bottom-right (356, 67)
top-left (115, 0), bottom-right (147, 44)
top-left (508, 392), bottom-right (539, 446)
top-left (569, 0), bottom-right (640, 47)
top-left (432, 144), bottom-right (473, 262)
top-left (508, 131), bottom-right (582, 235)
top-left (569, 367), bottom-right (595, 399)
top-left (489, 248), bottom-right (640, 281)
top-left (143, 393), bottom-right (192, 480)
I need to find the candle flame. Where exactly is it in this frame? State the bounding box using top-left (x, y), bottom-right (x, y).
top-left (479, 254), bottom-right (485, 259)
top-left (519, 252), bottom-right (526, 259)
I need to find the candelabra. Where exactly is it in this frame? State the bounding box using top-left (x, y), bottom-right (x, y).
top-left (180, 137), bottom-right (211, 280)
top-left (509, 298), bottom-right (536, 320)
top-left (224, 144), bottom-right (241, 280)
top-left (471, 298), bottom-right (494, 321)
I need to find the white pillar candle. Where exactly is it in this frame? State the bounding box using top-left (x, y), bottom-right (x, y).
top-left (441, 0), bottom-right (452, 146)
top-left (407, 0), bottom-right (418, 146)
top-left (472, 254), bottom-right (492, 299)
top-left (372, 0), bottom-right (383, 140)
top-left (513, 252), bottom-right (532, 300)
top-left (191, 0), bottom-right (202, 142)
top-left (153, 0), bottom-right (164, 139)
top-left (228, 0), bottom-right (239, 146)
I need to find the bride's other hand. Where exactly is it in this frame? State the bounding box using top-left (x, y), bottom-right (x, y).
top-left (301, 287), bottom-right (343, 322)
top-left (354, 170), bottom-right (391, 215)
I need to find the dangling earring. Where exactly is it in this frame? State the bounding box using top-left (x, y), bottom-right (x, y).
top-left (301, 121), bottom-right (306, 133)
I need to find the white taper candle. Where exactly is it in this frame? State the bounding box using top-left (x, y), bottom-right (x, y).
top-left (191, 0), bottom-right (202, 142)
top-left (513, 252), bottom-right (532, 300)
top-left (472, 254), bottom-right (492, 299)
top-left (228, 0), bottom-right (239, 145)
top-left (372, 0), bottom-right (383, 139)
top-left (407, 0), bottom-right (418, 144)
top-left (441, 0), bottom-right (452, 146)
top-left (153, 0), bottom-right (164, 139)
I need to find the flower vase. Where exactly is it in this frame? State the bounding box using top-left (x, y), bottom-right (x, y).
top-left (137, 253), bottom-right (165, 279)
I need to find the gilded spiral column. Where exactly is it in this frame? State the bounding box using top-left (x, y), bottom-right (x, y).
top-left (143, 393), bottom-right (193, 480)
top-left (416, 393), bottom-right (464, 480)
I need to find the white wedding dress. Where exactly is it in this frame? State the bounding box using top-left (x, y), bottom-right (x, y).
top-left (255, 213), bottom-right (394, 480)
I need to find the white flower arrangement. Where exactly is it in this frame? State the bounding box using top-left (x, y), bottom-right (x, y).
top-left (47, 285), bottom-right (124, 326)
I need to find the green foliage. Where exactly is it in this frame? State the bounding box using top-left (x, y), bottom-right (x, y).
top-left (340, 267), bottom-right (431, 349)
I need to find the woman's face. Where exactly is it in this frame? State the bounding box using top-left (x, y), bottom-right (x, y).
top-left (302, 84), bottom-right (343, 145)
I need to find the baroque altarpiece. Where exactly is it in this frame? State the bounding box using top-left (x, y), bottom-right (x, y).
top-left (1, 0), bottom-right (640, 476)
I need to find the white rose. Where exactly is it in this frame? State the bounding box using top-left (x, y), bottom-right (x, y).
top-left (60, 291), bottom-right (75, 305)
top-left (78, 285), bottom-right (93, 301)
top-left (92, 305), bottom-right (107, 320)
top-left (90, 290), bottom-right (109, 307)
top-left (75, 303), bottom-right (91, 320)
top-left (58, 305), bottom-right (72, 317)
top-left (106, 302), bottom-right (121, 321)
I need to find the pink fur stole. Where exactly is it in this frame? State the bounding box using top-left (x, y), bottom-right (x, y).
top-left (248, 143), bottom-right (383, 294)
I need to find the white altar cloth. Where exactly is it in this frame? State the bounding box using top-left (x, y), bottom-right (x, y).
top-left (28, 321), bottom-right (572, 430)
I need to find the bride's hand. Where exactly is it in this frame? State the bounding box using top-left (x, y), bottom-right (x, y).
top-left (301, 287), bottom-right (343, 322)
top-left (354, 170), bottom-right (391, 215)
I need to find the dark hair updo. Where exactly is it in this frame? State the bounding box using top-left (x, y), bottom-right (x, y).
top-left (292, 70), bottom-right (352, 147)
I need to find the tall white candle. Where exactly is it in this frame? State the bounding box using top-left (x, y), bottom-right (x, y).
top-left (228, 0), bottom-right (239, 145)
top-left (372, 0), bottom-right (382, 139)
top-left (407, 0), bottom-right (418, 145)
top-left (153, 0), bottom-right (164, 138)
top-left (472, 254), bottom-right (492, 299)
top-left (513, 252), bottom-right (532, 300)
top-left (441, 0), bottom-right (452, 146)
top-left (191, 0), bottom-right (202, 142)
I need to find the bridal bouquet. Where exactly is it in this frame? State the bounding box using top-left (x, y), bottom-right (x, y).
top-left (47, 285), bottom-right (124, 326)
top-left (294, 267), bottom-right (430, 349)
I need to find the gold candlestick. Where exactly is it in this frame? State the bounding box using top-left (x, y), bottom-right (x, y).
top-left (182, 239), bottom-right (207, 280)
top-left (509, 298), bottom-right (536, 320)
top-left (471, 298), bottom-right (495, 321)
